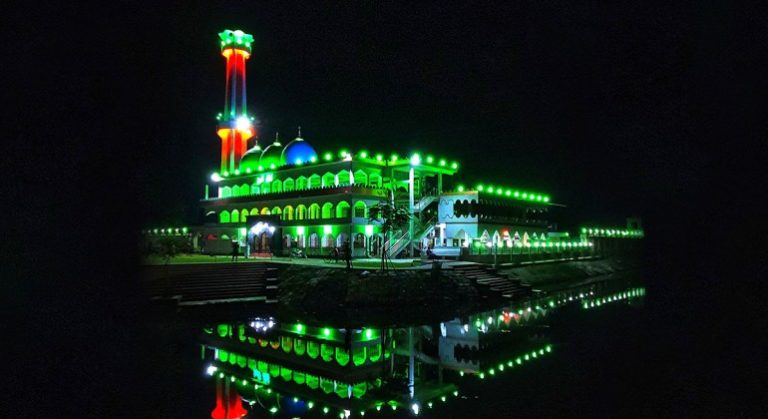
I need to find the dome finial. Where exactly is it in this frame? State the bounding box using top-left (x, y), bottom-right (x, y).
top-left (297, 125), bottom-right (302, 138)
top-left (274, 131), bottom-right (281, 146)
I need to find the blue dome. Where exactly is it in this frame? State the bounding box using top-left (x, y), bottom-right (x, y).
top-left (282, 137), bottom-right (318, 165)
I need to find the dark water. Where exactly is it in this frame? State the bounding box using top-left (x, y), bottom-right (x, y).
top-left (146, 277), bottom-right (663, 418)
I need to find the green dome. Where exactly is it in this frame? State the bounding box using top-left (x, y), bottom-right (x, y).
top-left (239, 143), bottom-right (263, 171)
top-left (260, 138), bottom-right (285, 169)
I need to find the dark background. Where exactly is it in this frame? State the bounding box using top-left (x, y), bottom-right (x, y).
top-left (2, 1), bottom-right (764, 417)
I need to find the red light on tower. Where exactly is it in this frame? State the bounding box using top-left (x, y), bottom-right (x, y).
top-left (217, 29), bottom-right (256, 173)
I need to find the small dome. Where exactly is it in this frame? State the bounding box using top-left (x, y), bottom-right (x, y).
top-left (282, 136), bottom-right (318, 165)
top-left (259, 139), bottom-right (285, 169)
top-left (239, 143), bottom-right (263, 171)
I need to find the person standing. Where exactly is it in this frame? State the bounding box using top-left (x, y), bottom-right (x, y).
top-left (231, 239), bottom-right (239, 262)
top-left (344, 240), bottom-right (352, 269)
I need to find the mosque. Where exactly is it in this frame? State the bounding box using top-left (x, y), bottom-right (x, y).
top-left (145, 29), bottom-right (642, 259)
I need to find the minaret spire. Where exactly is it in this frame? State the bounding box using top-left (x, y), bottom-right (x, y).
top-left (215, 29), bottom-right (255, 174)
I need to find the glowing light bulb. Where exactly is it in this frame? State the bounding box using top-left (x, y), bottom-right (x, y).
top-left (236, 116), bottom-right (251, 131)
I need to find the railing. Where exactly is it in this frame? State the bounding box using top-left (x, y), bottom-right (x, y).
top-left (414, 195), bottom-right (437, 212)
top-left (386, 231), bottom-right (411, 258)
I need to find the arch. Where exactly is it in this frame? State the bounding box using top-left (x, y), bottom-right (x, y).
top-left (308, 174), bottom-right (321, 189)
top-left (336, 201), bottom-right (351, 218)
top-left (296, 176), bottom-right (308, 190)
top-left (231, 209), bottom-right (240, 223)
top-left (261, 182), bottom-right (270, 194)
top-left (296, 205), bottom-right (307, 220)
top-left (283, 205), bottom-right (294, 221)
top-left (260, 207), bottom-right (270, 215)
top-left (251, 183), bottom-right (260, 195)
top-left (240, 183), bottom-right (249, 196)
top-left (337, 169), bottom-right (350, 185)
top-left (368, 343), bottom-right (382, 362)
top-left (322, 172), bottom-right (335, 188)
top-left (454, 229), bottom-right (468, 247)
top-left (271, 206), bottom-right (281, 216)
top-left (308, 203), bottom-right (321, 220)
top-left (232, 185), bottom-right (240, 197)
top-left (492, 230), bottom-right (501, 245)
top-left (219, 211), bottom-right (230, 223)
top-left (369, 172), bottom-right (382, 188)
top-left (353, 169), bottom-right (368, 186)
top-left (271, 179), bottom-right (282, 193)
top-left (352, 346), bottom-right (367, 366)
top-left (353, 201), bottom-right (367, 218)
top-left (220, 186), bottom-right (232, 198)
top-left (321, 202), bottom-right (334, 219)
top-left (309, 233), bottom-right (319, 248)
top-left (307, 341), bottom-right (319, 359)
top-left (283, 178), bottom-right (294, 192)
top-left (336, 233), bottom-right (348, 247)
top-left (240, 209), bottom-right (248, 223)
top-left (281, 336), bottom-right (293, 353)
top-left (320, 344), bottom-right (334, 362)
top-left (294, 339), bottom-right (306, 356)
top-left (323, 234), bottom-right (335, 248)
top-left (335, 347), bottom-right (350, 367)
top-left (250, 208), bottom-right (259, 216)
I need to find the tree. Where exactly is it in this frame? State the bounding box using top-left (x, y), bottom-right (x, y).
top-left (368, 199), bottom-right (410, 271)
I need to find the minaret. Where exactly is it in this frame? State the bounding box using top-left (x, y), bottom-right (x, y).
top-left (216, 29), bottom-right (256, 174)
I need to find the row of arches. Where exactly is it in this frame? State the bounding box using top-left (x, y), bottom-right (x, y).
top-left (215, 348), bottom-right (379, 400)
top-left (451, 199), bottom-right (549, 219)
top-left (219, 201), bottom-right (370, 223)
top-left (220, 169), bottom-right (384, 198)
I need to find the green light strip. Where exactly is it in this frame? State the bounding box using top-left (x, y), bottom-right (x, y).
top-left (454, 183), bottom-right (550, 203)
top-left (143, 227), bottom-right (189, 235)
top-left (582, 287), bottom-right (646, 309)
top-left (580, 227), bottom-right (644, 238)
top-left (475, 344), bottom-right (553, 379)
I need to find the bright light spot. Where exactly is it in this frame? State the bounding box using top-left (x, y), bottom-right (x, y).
top-left (296, 324), bottom-right (304, 333)
top-left (439, 159), bottom-right (446, 166)
top-left (324, 152), bottom-right (332, 161)
top-left (210, 173), bottom-right (222, 182)
top-left (360, 151), bottom-right (368, 158)
top-left (365, 329), bottom-right (373, 339)
top-left (269, 407), bottom-right (278, 414)
top-left (376, 154), bottom-right (383, 161)
top-left (365, 224), bottom-right (374, 237)
top-left (411, 403), bottom-right (420, 415)
top-left (206, 365), bottom-right (218, 376)
top-left (410, 153), bottom-right (421, 166)
top-left (236, 116), bottom-right (251, 131)
top-left (451, 162), bottom-right (458, 169)
top-left (323, 328), bottom-right (331, 337)
top-left (457, 185), bottom-right (465, 192)
top-left (323, 225), bottom-right (332, 235)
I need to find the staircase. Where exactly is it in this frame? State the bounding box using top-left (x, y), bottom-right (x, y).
top-left (142, 262), bottom-right (281, 306)
top-left (452, 265), bottom-right (532, 300)
top-left (387, 216), bottom-right (437, 258)
top-left (414, 195), bottom-right (437, 212)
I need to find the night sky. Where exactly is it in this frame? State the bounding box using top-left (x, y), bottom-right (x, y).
top-left (3, 1), bottom-right (764, 416)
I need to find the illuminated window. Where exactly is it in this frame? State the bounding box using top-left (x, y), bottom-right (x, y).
top-left (309, 174), bottom-right (321, 189)
top-left (231, 209), bottom-right (240, 223)
top-left (336, 201), bottom-right (351, 218)
top-left (309, 203), bottom-right (320, 220)
top-left (353, 170), bottom-right (368, 185)
top-left (353, 201), bottom-right (367, 218)
top-left (322, 202), bottom-right (334, 219)
top-left (219, 211), bottom-right (230, 223)
top-left (296, 176), bottom-right (308, 190)
top-left (283, 205), bottom-right (294, 221)
top-left (337, 170), bottom-right (350, 185)
top-left (283, 178), bottom-right (294, 192)
top-left (322, 172), bottom-right (335, 188)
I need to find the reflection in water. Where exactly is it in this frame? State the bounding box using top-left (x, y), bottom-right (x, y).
top-left (201, 280), bottom-right (645, 418)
